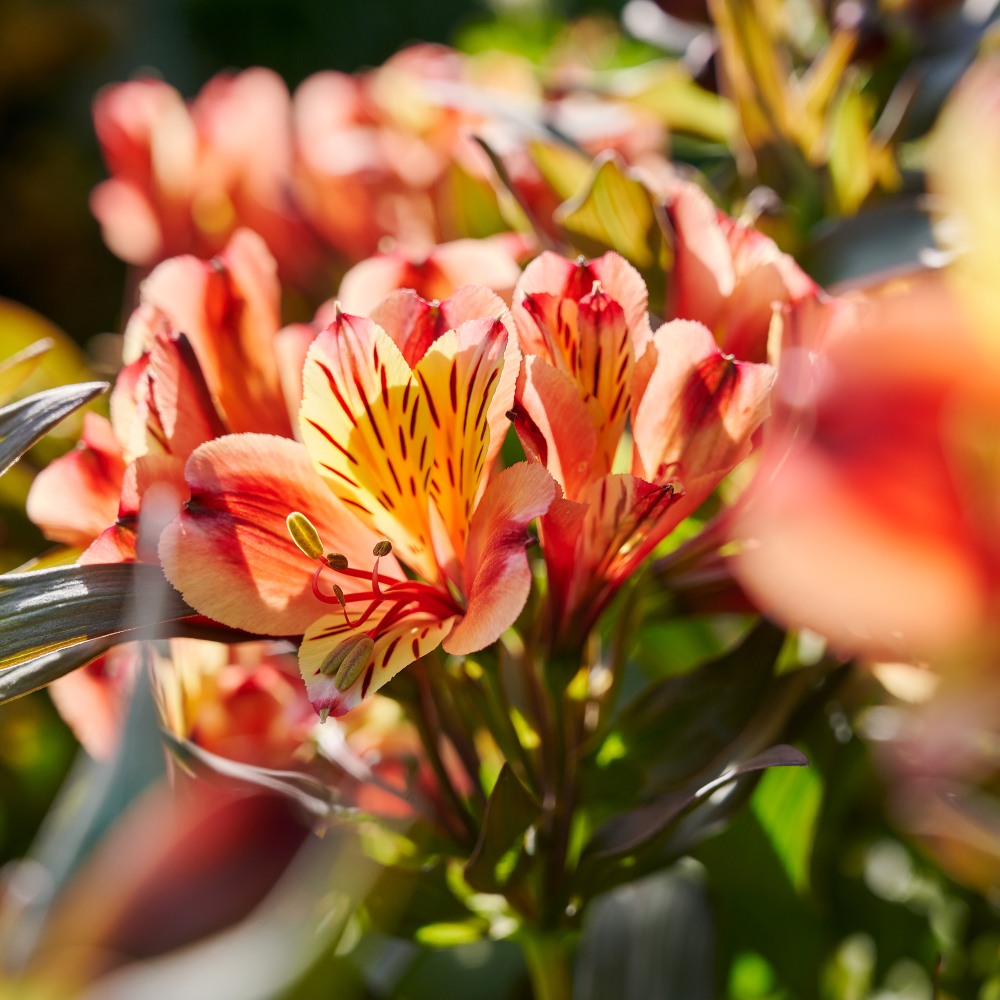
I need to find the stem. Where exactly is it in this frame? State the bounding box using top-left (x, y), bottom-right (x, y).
top-left (411, 665), bottom-right (479, 847)
top-left (521, 929), bottom-right (574, 1000)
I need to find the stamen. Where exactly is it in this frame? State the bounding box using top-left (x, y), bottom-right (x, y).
top-left (320, 634), bottom-right (376, 691)
top-left (287, 511), bottom-right (324, 560)
top-left (326, 552), bottom-right (349, 571)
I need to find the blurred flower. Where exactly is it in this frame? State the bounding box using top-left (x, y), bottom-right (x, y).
top-left (27, 230), bottom-right (314, 565)
top-left (91, 71), bottom-right (324, 289)
top-left (160, 288), bottom-right (556, 717)
top-left (334, 233), bottom-right (533, 315)
top-left (733, 273), bottom-right (1000, 661)
top-left (664, 177), bottom-right (818, 363)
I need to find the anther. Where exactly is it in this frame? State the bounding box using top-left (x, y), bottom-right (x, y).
top-left (319, 634), bottom-right (376, 692)
top-left (287, 511), bottom-right (324, 560)
top-left (372, 540), bottom-right (392, 558)
top-left (326, 552), bottom-right (349, 571)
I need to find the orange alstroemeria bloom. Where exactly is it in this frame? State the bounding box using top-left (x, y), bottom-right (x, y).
top-left (511, 251), bottom-right (775, 636)
top-left (160, 288), bottom-right (556, 717)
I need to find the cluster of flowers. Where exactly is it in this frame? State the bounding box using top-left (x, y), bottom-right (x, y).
top-left (89, 44), bottom-right (666, 297)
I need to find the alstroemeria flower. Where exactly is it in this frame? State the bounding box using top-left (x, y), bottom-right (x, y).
top-left (28, 231), bottom-right (316, 566)
top-left (510, 252), bottom-right (774, 636)
top-left (734, 275), bottom-right (1000, 660)
top-left (665, 177), bottom-right (818, 363)
top-left (161, 291), bottom-right (556, 717)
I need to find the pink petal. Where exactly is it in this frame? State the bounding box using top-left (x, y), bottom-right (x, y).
top-left (632, 320), bottom-right (774, 508)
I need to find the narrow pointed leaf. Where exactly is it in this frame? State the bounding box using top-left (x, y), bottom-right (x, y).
top-left (161, 730), bottom-right (337, 823)
top-left (0, 338), bottom-right (52, 405)
top-left (583, 744), bottom-right (808, 861)
top-left (0, 380), bottom-right (108, 475)
top-left (0, 563), bottom-right (193, 670)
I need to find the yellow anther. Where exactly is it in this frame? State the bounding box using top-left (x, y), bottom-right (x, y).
top-left (287, 512), bottom-right (324, 560)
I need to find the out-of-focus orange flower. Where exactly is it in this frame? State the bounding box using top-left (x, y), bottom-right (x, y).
top-left (334, 233), bottom-right (534, 316)
top-left (91, 72), bottom-right (324, 289)
top-left (27, 231), bottom-right (314, 565)
top-left (733, 273), bottom-right (1000, 661)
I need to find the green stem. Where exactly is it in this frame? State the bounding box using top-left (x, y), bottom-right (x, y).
top-left (521, 930), bottom-right (574, 1000)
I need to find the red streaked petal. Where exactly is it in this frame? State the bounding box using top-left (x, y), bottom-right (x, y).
top-left (414, 316), bottom-right (509, 565)
top-left (147, 332), bottom-right (227, 458)
top-left (300, 311), bottom-right (438, 580)
top-left (515, 356), bottom-right (600, 500)
top-left (445, 462), bottom-right (556, 655)
top-left (300, 613), bottom-right (455, 717)
top-left (632, 320), bottom-right (774, 505)
top-left (159, 434), bottom-right (393, 636)
top-left (542, 474), bottom-right (681, 630)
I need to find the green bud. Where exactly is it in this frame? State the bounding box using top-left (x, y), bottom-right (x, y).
top-left (286, 512), bottom-right (323, 560)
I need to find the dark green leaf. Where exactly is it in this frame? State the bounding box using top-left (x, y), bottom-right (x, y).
top-left (584, 620), bottom-right (785, 804)
top-left (0, 381), bottom-right (107, 476)
top-left (575, 863), bottom-right (714, 1000)
top-left (464, 763), bottom-right (541, 893)
top-left (584, 744), bottom-right (808, 861)
top-left (0, 562), bottom-right (193, 675)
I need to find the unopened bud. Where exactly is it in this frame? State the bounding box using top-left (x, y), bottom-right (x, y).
top-left (372, 540), bottom-right (393, 558)
top-left (319, 634), bottom-right (375, 691)
top-left (287, 512), bottom-right (323, 560)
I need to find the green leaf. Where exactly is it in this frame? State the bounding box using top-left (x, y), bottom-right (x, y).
top-left (0, 380), bottom-right (107, 476)
top-left (583, 744), bottom-right (808, 861)
top-left (161, 730), bottom-right (338, 824)
top-left (0, 339), bottom-right (52, 406)
top-left (574, 862), bottom-right (714, 1000)
top-left (584, 620), bottom-right (786, 804)
top-left (555, 152), bottom-right (669, 310)
top-left (0, 563), bottom-right (193, 681)
top-left (464, 763), bottom-right (541, 893)
top-left (752, 759), bottom-right (822, 894)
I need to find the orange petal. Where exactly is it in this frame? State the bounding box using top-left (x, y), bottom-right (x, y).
top-left (414, 315), bottom-right (509, 566)
top-left (445, 462), bottom-right (556, 655)
top-left (514, 356), bottom-right (600, 500)
top-left (159, 434), bottom-right (393, 636)
top-left (27, 413), bottom-right (126, 548)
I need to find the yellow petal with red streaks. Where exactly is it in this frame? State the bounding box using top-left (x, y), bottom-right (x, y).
top-left (413, 315), bottom-right (509, 565)
top-left (300, 613), bottom-right (455, 717)
top-left (300, 311), bottom-right (438, 580)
